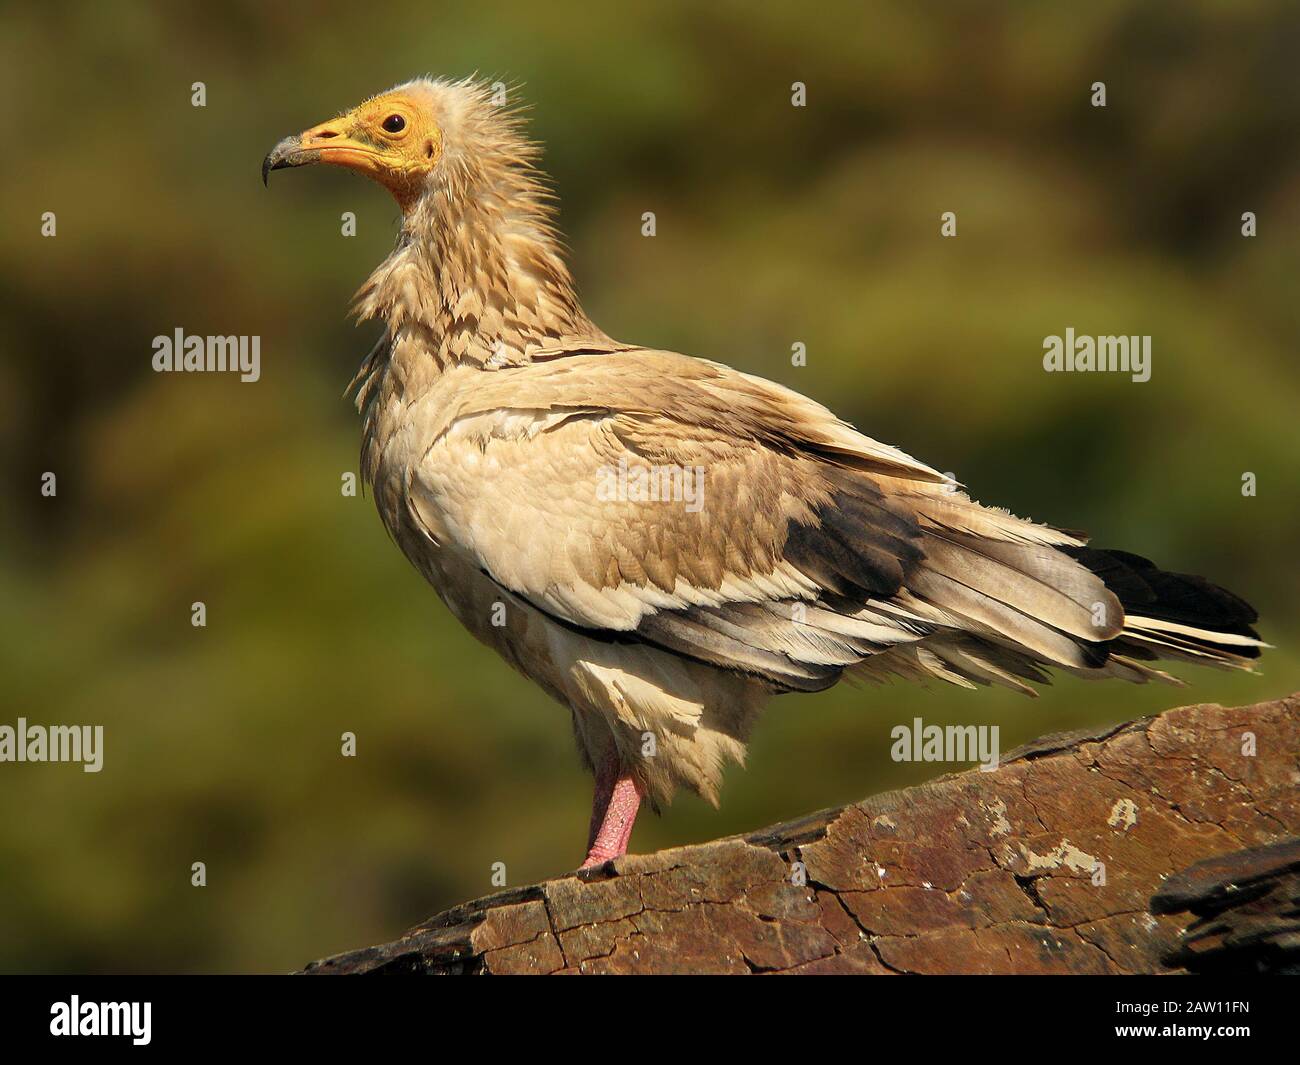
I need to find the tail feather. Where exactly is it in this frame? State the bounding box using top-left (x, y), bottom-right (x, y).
top-left (853, 541), bottom-right (1265, 696)
top-left (1064, 546), bottom-right (1265, 671)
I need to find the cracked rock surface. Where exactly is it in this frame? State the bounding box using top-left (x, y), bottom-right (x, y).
top-left (301, 693), bottom-right (1299, 975)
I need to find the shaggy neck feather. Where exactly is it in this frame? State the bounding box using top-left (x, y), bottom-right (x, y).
top-left (352, 138), bottom-right (601, 380)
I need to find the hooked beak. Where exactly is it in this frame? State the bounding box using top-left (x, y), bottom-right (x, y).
top-left (262, 134), bottom-right (318, 185)
top-left (262, 119), bottom-right (384, 186)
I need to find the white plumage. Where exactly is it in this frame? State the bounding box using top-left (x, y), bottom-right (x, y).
top-left (265, 77), bottom-right (1264, 866)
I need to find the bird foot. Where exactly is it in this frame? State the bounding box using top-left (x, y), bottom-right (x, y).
top-left (579, 848), bottom-right (618, 870)
top-left (582, 765), bottom-right (642, 869)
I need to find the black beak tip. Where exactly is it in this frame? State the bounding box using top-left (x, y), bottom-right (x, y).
top-left (261, 134), bottom-right (303, 188)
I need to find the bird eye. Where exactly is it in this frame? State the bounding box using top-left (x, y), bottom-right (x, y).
top-left (381, 114), bottom-right (406, 134)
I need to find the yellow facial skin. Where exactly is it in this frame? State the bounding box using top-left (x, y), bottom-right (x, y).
top-left (263, 92), bottom-right (441, 210)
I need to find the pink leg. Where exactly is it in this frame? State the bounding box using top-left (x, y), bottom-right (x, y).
top-left (586, 761), bottom-right (615, 852)
top-left (581, 754), bottom-right (643, 869)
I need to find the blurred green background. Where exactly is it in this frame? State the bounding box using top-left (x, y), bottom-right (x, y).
top-left (1, 1), bottom-right (1297, 973)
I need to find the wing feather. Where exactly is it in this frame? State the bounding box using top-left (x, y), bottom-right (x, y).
top-left (405, 347), bottom-right (1151, 693)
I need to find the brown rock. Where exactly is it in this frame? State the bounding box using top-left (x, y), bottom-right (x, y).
top-left (300, 691), bottom-right (1300, 975)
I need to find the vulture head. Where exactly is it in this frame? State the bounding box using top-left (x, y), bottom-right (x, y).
top-left (262, 78), bottom-right (525, 213)
top-left (261, 78), bottom-right (592, 382)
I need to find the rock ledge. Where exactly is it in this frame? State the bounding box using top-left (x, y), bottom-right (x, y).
top-left (302, 693), bottom-right (1299, 974)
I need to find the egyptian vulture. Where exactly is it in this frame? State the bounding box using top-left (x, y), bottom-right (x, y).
top-left (264, 78), bottom-right (1264, 869)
